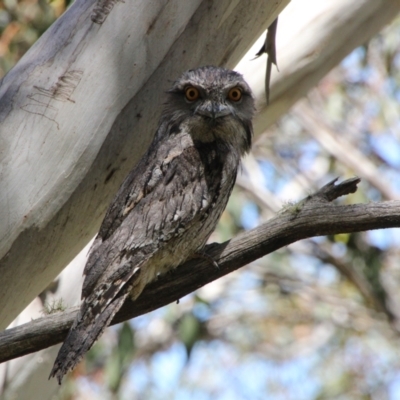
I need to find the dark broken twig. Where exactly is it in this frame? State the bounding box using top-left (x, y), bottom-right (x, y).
top-left (254, 17), bottom-right (279, 104)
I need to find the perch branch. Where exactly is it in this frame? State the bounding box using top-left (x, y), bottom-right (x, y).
top-left (1, 178), bottom-right (400, 363)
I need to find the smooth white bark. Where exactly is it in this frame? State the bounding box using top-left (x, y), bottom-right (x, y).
top-left (0, 0), bottom-right (287, 330)
top-left (237, 0), bottom-right (400, 133)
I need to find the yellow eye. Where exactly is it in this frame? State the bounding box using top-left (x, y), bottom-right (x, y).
top-left (185, 86), bottom-right (200, 102)
top-left (227, 87), bottom-right (242, 102)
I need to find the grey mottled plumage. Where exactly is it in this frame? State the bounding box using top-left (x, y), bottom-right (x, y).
top-left (49, 66), bottom-right (255, 383)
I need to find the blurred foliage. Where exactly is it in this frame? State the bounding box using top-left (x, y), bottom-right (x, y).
top-left (2, 4), bottom-right (400, 400)
top-left (0, 0), bottom-right (67, 78)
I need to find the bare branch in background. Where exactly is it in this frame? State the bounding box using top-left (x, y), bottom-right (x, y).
top-left (293, 101), bottom-right (400, 200)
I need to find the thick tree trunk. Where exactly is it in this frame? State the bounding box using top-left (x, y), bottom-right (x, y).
top-left (0, 0), bottom-right (287, 330)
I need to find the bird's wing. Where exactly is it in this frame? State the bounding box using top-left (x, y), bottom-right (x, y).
top-left (81, 135), bottom-right (217, 299)
top-left (50, 136), bottom-right (226, 383)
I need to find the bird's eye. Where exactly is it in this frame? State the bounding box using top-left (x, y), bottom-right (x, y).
top-left (185, 86), bottom-right (200, 102)
top-left (227, 87), bottom-right (242, 102)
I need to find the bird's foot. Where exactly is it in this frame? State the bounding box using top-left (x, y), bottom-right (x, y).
top-left (192, 251), bottom-right (219, 269)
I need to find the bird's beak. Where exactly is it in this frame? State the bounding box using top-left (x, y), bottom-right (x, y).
top-left (196, 101), bottom-right (231, 120)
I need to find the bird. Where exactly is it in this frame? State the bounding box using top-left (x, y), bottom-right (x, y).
top-left (49, 65), bottom-right (255, 384)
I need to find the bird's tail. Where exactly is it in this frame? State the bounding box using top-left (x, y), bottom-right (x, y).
top-left (49, 290), bottom-right (129, 384)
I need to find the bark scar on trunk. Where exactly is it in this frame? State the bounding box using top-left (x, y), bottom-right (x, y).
top-left (91, 0), bottom-right (123, 24)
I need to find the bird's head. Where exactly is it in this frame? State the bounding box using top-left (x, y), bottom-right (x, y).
top-left (162, 66), bottom-right (255, 154)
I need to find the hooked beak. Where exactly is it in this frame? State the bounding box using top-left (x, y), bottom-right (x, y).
top-left (195, 101), bottom-right (231, 120)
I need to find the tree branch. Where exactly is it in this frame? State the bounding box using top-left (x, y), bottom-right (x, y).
top-left (1, 178), bottom-right (400, 363)
top-left (293, 102), bottom-right (400, 200)
top-left (239, 0), bottom-right (400, 133)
